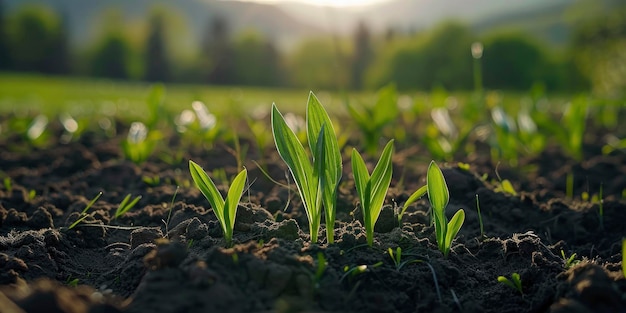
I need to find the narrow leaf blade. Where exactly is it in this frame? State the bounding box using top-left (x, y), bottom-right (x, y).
top-left (189, 160), bottom-right (226, 225)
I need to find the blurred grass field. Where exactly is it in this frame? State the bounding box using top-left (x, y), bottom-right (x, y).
top-left (0, 73), bottom-right (350, 119)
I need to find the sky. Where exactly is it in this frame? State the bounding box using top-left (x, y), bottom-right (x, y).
top-left (238, 0), bottom-right (389, 8)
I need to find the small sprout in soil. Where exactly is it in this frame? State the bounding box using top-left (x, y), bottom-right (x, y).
top-left (68, 191), bottom-right (103, 230)
top-left (498, 272), bottom-right (523, 295)
top-left (313, 252), bottom-right (328, 288)
top-left (189, 160), bottom-right (247, 246)
top-left (114, 194), bottom-right (142, 219)
top-left (272, 93), bottom-right (342, 244)
top-left (187, 239), bottom-right (194, 249)
top-left (352, 140), bottom-right (394, 247)
top-left (398, 185), bottom-right (426, 223)
top-left (428, 161), bottom-right (465, 257)
top-left (3, 177), bottom-right (12, 194)
top-left (457, 162), bottom-right (470, 171)
top-left (560, 250), bottom-right (580, 269)
top-left (388, 247), bottom-right (422, 271)
top-left (122, 121), bottom-right (160, 164)
top-left (162, 186), bottom-right (179, 238)
top-left (142, 175), bottom-right (160, 187)
top-left (28, 189), bottom-right (36, 200)
top-left (475, 194), bottom-right (485, 239)
top-left (66, 276), bottom-right (79, 287)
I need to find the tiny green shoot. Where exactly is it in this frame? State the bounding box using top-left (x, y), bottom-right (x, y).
top-left (189, 160), bottom-right (247, 246)
top-left (427, 161), bottom-right (465, 257)
top-left (476, 194), bottom-right (485, 239)
top-left (560, 250), bottom-right (580, 269)
top-left (114, 194), bottom-right (142, 219)
top-left (313, 252), bottom-right (328, 289)
top-left (497, 272), bottom-right (523, 295)
top-left (3, 177), bottom-right (11, 194)
top-left (388, 247), bottom-right (422, 271)
top-left (352, 140), bottom-right (394, 247)
top-left (398, 185), bottom-right (427, 223)
top-left (68, 191), bottom-right (103, 229)
top-left (598, 183), bottom-right (604, 229)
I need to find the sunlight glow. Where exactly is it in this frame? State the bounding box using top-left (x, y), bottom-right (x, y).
top-left (239, 0), bottom-right (387, 8)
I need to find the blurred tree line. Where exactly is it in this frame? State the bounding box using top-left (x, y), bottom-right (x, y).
top-left (0, 1), bottom-right (623, 95)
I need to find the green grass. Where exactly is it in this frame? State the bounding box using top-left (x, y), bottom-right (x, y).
top-left (0, 73), bottom-right (364, 118)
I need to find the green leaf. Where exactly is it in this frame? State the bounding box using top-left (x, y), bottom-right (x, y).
top-left (189, 160), bottom-right (226, 229)
top-left (307, 92), bottom-right (342, 243)
top-left (271, 104), bottom-right (320, 241)
top-left (367, 140), bottom-right (394, 227)
top-left (501, 179), bottom-right (517, 196)
top-left (224, 168), bottom-right (247, 231)
top-left (351, 148), bottom-right (369, 210)
top-left (399, 185), bottom-right (427, 221)
top-left (444, 209), bottom-right (465, 257)
top-left (427, 160), bottom-right (449, 252)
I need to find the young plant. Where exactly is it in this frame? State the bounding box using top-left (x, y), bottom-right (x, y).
top-left (122, 121), bottom-right (161, 164)
top-left (560, 250), bottom-right (580, 269)
top-left (346, 84), bottom-right (398, 155)
top-left (114, 194), bottom-right (142, 219)
top-left (271, 92), bottom-right (342, 243)
top-left (498, 272), bottom-right (523, 295)
top-left (427, 161), bottom-right (465, 257)
top-left (189, 160), bottom-right (247, 246)
top-left (352, 140), bottom-right (394, 247)
top-left (388, 247), bottom-right (421, 271)
top-left (68, 191), bottom-right (103, 229)
top-left (475, 194), bottom-right (485, 239)
top-left (398, 185), bottom-right (426, 223)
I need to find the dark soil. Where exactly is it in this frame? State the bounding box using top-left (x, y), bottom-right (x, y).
top-left (0, 118), bottom-right (625, 313)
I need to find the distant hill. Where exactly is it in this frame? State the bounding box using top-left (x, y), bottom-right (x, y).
top-left (4, 0), bottom-right (619, 50)
top-left (3, 0), bottom-right (323, 50)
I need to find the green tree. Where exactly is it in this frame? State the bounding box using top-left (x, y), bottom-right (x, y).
top-left (351, 21), bottom-right (373, 90)
top-left (232, 30), bottom-right (282, 86)
top-left (5, 4), bottom-right (68, 73)
top-left (89, 11), bottom-right (131, 79)
top-left (367, 22), bottom-right (474, 90)
top-left (287, 37), bottom-right (350, 89)
top-left (569, 4), bottom-right (626, 95)
top-left (202, 15), bottom-right (235, 85)
top-left (144, 10), bottom-right (171, 82)
top-left (482, 32), bottom-right (557, 90)
top-left (0, 0), bottom-right (10, 70)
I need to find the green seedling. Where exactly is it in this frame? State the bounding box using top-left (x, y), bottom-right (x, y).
top-left (122, 121), bottom-right (161, 164)
top-left (388, 247), bottom-right (420, 271)
top-left (352, 140), bottom-right (394, 247)
top-left (189, 160), bottom-right (247, 246)
top-left (68, 191), bottom-right (103, 229)
top-left (498, 272), bottom-right (523, 295)
top-left (162, 186), bottom-right (179, 238)
top-left (427, 161), bottom-right (465, 257)
top-left (4, 177), bottom-right (12, 194)
top-left (598, 183), bottom-right (604, 229)
top-left (142, 175), bottom-right (160, 187)
top-left (114, 194), bottom-right (142, 219)
top-left (560, 250), bottom-right (580, 269)
top-left (457, 162), bottom-right (470, 171)
top-left (66, 276), bottom-right (79, 287)
top-left (398, 185), bottom-right (426, 223)
top-left (561, 96), bottom-right (588, 161)
top-left (346, 84), bottom-right (398, 155)
top-left (271, 92), bottom-right (342, 243)
top-left (28, 189), bottom-right (36, 200)
top-left (312, 252), bottom-right (328, 289)
top-left (475, 194), bottom-right (485, 239)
